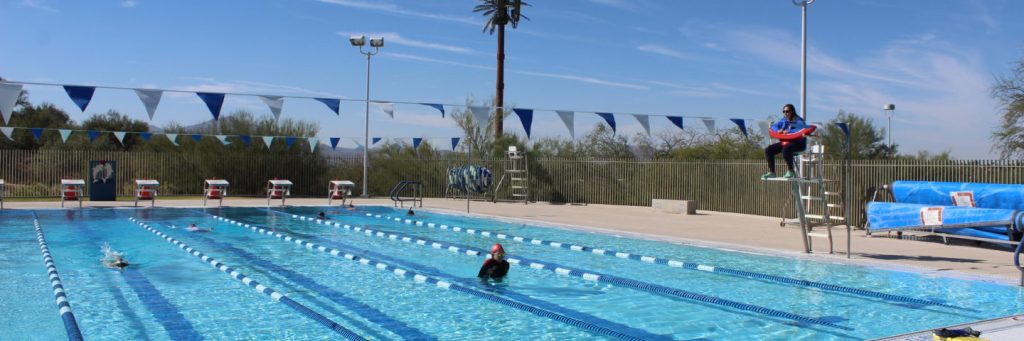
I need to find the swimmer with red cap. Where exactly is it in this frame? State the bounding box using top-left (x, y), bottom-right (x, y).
top-left (477, 243), bottom-right (510, 280)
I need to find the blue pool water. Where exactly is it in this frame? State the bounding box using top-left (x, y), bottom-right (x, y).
top-left (1, 206), bottom-right (1022, 340)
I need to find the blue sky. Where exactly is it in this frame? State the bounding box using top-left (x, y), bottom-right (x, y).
top-left (1, 0), bottom-right (1022, 158)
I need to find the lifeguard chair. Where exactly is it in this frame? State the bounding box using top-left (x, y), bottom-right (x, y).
top-left (267, 179), bottom-right (292, 206)
top-left (61, 179), bottom-right (85, 208)
top-left (204, 179), bottom-right (230, 207)
top-left (328, 180), bottom-right (355, 205)
top-left (134, 179), bottom-right (160, 207)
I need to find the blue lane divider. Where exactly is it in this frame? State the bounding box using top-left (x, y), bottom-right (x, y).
top-left (173, 229), bottom-right (435, 341)
top-left (202, 213), bottom-right (667, 341)
top-left (31, 211), bottom-right (85, 341)
top-left (120, 270), bottom-right (204, 341)
top-left (277, 210), bottom-right (852, 331)
top-left (358, 211), bottom-right (969, 311)
top-left (125, 217), bottom-right (366, 341)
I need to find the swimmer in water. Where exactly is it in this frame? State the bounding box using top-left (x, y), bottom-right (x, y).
top-left (318, 212), bottom-right (329, 220)
top-left (186, 223), bottom-right (213, 232)
top-left (101, 243), bottom-right (129, 270)
top-left (407, 208), bottom-right (415, 216)
top-left (345, 202), bottom-right (357, 211)
top-left (478, 243), bottom-right (509, 281)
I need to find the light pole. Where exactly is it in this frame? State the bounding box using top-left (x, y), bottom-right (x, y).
top-left (793, 0), bottom-right (815, 120)
top-left (350, 35), bottom-right (383, 198)
top-left (884, 103), bottom-right (895, 149)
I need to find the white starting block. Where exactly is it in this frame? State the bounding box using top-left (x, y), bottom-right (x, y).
top-left (134, 179), bottom-right (160, 207)
top-left (61, 179), bottom-right (85, 208)
top-left (328, 180), bottom-right (355, 205)
top-left (204, 179), bottom-right (230, 207)
top-left (267, 179), bottom-right (293, 206)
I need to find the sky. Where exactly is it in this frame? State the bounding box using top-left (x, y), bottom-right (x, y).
top-left (1, 0), bottom-right (1022, 158)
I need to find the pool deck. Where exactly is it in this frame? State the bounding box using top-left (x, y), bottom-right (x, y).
top-left (3, 197), bottom-right (1022, 285)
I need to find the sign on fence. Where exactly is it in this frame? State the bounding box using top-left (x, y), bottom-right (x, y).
top-left (89, 160), bottom-right (117, 201)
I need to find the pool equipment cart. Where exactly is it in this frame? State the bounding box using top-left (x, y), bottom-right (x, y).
top-left (328, 180), bottom-right (355, 205)
top-left (203, 179), bottom-right (229, 207)
top-left (134, 179), bottom-right (159, 207)
top-left (61, 179), bottom-right (85, 208)
top-left (267, 179), bottom-right (292, 206)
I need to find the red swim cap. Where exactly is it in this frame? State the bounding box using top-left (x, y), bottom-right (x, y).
top-left (491, 243), bottom-right (505, 254)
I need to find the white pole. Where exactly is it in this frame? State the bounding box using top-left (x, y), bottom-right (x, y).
top-left (794, 0), bottom-right (814, 120)
top-left (362, 52), bottom-right (371, 198)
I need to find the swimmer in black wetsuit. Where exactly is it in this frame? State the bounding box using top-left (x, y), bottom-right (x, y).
top-left (478, 243), bottom-right (509, 280)
top-left (318, 212), bottom-right (329, 220)
top-left (407, 208), bottom-right (415, 216)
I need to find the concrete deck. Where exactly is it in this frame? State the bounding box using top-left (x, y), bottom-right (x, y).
top-left (2, 196), bottom-right (1021, 285)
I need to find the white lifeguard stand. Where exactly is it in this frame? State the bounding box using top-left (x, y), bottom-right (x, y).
top-left (134, 179), bottom-right (160, 207)
top-left (61, 179), bottom-right (85, 208)
top-left (328, 180), bottom-right (355, 205)
top-left (267, 179), bottom-right (292, 206)
top-left (204, 179), bottom-right (230, 207)
top-left (0, 179), bottom-right (5, 210)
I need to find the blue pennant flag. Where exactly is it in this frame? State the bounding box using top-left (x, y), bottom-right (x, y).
top-left (63, 86), bottom-right (96, 112)
top-left (412, 138), bottom-right (422, 149)
top-left (285, 136), bottom-right (297, 148)
top-left (330, 137), bottom-right (340, 150)
top-left (29, 128), bottom-right (44, 140)
top-left (451, 137), bottom-right (460, 150)
top-left (239, 135), bottom-right (252, 145)
top-left (372, 137), bottom-right (382, 145)
top-left (730, 118), bottom-right (748, 137)
top-left (421, 103), bottom-right (445, 118)
top-left (139, 132), bottom-right (153, 141)
top-left (315, 98), bottom-right (340, 115)
top-left (196, 92), bottom-right (226, 120)
top-left (835, 122), bottom-right (850, 140)
top-left (513, 108), bottom-right (534, 139)
top-left (667, 116), bottom-right (684, 130)
top-left (191, 134), bottom-right (203, 142)
top-left (87, 130), bottom-right (101, 141)
top-left (596, 112), bottom-right (616, 134)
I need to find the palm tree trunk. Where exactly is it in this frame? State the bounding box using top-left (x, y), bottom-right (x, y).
top-left (495, 23), bottom-right (505, 138)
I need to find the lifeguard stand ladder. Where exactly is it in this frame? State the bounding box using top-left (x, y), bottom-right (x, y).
top-left (765, 139), bottom-right (843, 254)
top-left (493, 146), bottom-right (529, 204)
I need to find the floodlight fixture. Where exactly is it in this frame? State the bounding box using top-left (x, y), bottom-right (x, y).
top-left (349, 35), bottom-right (366, 47)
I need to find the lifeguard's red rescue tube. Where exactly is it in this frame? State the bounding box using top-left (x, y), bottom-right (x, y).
top-left (769, 125), bottom-right (816, 142)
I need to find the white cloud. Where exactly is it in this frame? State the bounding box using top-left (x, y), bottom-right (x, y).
top-left (19, 0), bottom-right (59, 13)
top-left (338, 32), bottom-right (475, 54)
top-left (383, 52), bottom-right (492, 70)
top-left (513, 70), bottom-right (649, 90)
top-left (318, 0), bottom-right (477, 25)
top-left (121, 0), bottom-right (137, 8)
top-left (636, 44), bottom-right (690, 60)
top-left (168, 78), bottom-right (339, 99)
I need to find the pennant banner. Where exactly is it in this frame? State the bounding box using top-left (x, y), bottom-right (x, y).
top-left (469, 106), bottom-right (491, 132)
top-left (730, 118), bottom-right (748, 137)
top-left (0, 127), bottom-right (13, 140)
top-left (239, 135), bottom-right (252, 145)
top-left (166, 133), bottom-right (179, 146)
top-left (285, 136), bottom-right (297, 149)
top-left (139, 132), bottom-right (153, 141)
top-left (330, 137), bottom-right (340, 150)
top-left (87, 131), bottom-right (101, 141)
top-left (667, 116), bottom-right (684, 130)
top-left (352, 138), bottom-right (364, 149)
top-left (412, 137), bottom-right (422, 149)
top-left (0, 83), bottom-right (24, 124)
top-left (421, 103), bottom-right (445, 117)
top-left (702, 118), bottom-right (716, 133)
top-left (634, 114), bottom-right (650, 135)
top-left (59, 129), bottom-right (72, 143)
top-left (836, 122), bottom-right (850, 140)
top-left (113, 131), bottom-right (127, 145)
top-left (260, 95), bottom-right (285, 120)
top-left (512, 108), bottom-right (534, 139)
top-left (372, 137), bottom-right (382, 145)
top-left (196, 92), bottom-right (225, 120)
top-left (596, 112), bottom-right (616, 134)
top-left (315, 98), bottom-right (340, 115)
top-left (191, 134), bottom-right (202, 142)
top-left (216, 135), bottom-right (230, 145)
top-left (63, 85), bottom-right (96, 112)
top-left (556, 110), bottom-right (575, 139)
top-left (134, 89), bottom-right (162, 120)
top-left (375, 102), bottom-right (394, 119)
top-left (29, 128), bottom-right (43, 140)
top-left (308, 137), bottom-right (318, 152)
top-left (451, 137), bottom-right (460, 151)
top-left (262, 136), bottom-right (274, 149)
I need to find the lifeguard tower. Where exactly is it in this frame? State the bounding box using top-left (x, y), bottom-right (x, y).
top-left (267, 179), bottom-right (292, 206)
top-left (61, 179), bottom-right (85, 208)
top-left (134, 179), bottom-right (160, 207)
top-left (328, 180), bottom-right (355, 205)
top-left (204, 179), bottom-right (229, 207)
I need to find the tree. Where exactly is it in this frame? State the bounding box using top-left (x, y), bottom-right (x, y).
top-left (80, 110), bottom-right (151, 151)
top-left (992, 54), bottom-right (1024, 158)
top-left (0, 103), bottom-right (74, 149)
top-left (819, 110), bottom-right (896, 159)
top-left (474, 0), bottom-right (529, 138)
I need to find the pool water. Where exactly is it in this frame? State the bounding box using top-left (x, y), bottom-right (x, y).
top-left (1, 206), bottom-right (1021, 340)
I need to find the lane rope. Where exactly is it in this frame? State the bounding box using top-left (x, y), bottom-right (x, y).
top-left (31, 211), bottom-right (85, 341)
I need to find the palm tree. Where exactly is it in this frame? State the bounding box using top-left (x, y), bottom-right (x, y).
top-left (474, 0), bottom-right (528, 138)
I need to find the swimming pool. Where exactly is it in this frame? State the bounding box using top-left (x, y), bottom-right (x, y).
top-left (1, 206), bottom-right (1021, 340)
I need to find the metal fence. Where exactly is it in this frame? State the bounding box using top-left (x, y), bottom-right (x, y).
top-left (3, 149), bottom-right (1024, 227)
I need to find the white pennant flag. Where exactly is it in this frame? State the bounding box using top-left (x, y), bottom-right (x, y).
top-left (308, 137), bottom-right (319, 152)
top-left (134, 89), bottom-right (162, 120)
top-left (216, 135), bottom-right (230, 145)
top-left (165, 133), bottom-right (179, 146)
top-left (0, 83), bottom-right (24, 124)
top-left (259, 95), bottom-right (284, 120)
top-left (0, 127), bottom-right (14, 140)
top-left (262, 136), bottom-right (274, 149)
top-left (758, 120), bottom-right (772, 137)
top-left (556, 110), bottom-right (575, 139)
top-left (375, 102), bottom-right (394, 119)
top-left (352, 138), bottom-right (363, 149)
top-left (469, 106), bottom-right (491, 132)
top-left (633, 114), bottom-right (650, 135)
top-left (701, 118), bottom-right (717, 133)
top-left (113, 132), bottom-right (127, 145)
top-left (58, 129), bottom-right (72, 143)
